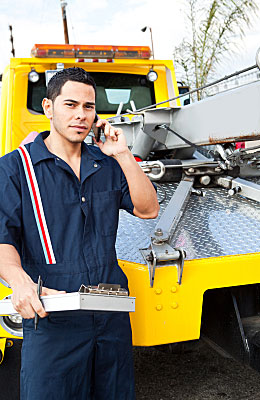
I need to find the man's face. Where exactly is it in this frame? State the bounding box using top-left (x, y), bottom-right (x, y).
top-left (43, 80), bottom-right (96, 144)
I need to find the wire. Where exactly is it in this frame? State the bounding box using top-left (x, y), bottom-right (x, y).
top-left (107, 64), bottom-right (258, 121)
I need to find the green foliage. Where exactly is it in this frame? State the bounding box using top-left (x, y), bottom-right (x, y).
top-left (173, 0), bottom-right (258, 100)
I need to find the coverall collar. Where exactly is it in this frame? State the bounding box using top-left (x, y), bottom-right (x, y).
top-left (30, 131), bottom-right (107, 165)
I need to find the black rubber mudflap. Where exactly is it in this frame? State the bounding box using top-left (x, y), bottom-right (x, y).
top-left (0, 339), bottom-right (21, 400)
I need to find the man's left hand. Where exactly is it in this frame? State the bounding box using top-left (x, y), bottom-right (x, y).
top-left (94, 119), bottom-right (128, 157)
top-left (94, 119), bottom-right (159, 220)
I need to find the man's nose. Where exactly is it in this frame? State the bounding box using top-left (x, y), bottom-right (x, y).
top-left (75, 107), bottom-right (86, 120)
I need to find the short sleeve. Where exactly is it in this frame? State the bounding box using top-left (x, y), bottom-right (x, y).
top-left (0, 156), bottom-right (22, 254)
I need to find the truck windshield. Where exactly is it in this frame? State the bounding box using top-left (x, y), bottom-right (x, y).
top-left (27, 72), bottom-right (155, 115)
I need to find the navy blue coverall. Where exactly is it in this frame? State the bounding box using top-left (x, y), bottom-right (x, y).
top-left (0, 131), bottom-right (136, 399)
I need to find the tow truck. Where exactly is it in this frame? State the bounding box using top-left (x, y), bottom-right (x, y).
top-left (0, 43), bottom-right (260, 398)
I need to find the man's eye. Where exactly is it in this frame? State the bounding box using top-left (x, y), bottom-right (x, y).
top-left (66, 103), bottom-right (74, 107)
top-left (85, 105), bottom-right (94, 109)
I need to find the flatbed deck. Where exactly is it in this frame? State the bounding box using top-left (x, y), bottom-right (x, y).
top-left (116, 180), bottom-right (260, 262)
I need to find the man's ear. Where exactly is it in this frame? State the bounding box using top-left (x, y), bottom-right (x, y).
top-left (42, 98), bottom-right (53, 120)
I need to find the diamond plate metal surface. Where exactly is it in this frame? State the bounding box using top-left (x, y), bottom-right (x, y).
top-left (116, 181), bottom-right (260, 263)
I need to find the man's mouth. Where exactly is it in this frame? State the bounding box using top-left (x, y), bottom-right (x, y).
top-left (70, 125), bottom-right (87, 133)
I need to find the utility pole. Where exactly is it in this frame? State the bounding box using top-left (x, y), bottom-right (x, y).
top-left (60, 0), bottom-right (69, 44)
top-left (9, 25), bottom-right (15, 57)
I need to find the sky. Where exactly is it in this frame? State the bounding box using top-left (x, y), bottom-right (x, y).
top-left (0, 0), bottom-right (259, 79)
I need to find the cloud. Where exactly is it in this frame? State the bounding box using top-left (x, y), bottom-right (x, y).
top-left (0, 0), bottom-right (259, 78)
top-left (66, 0), bottom-right (184, 58)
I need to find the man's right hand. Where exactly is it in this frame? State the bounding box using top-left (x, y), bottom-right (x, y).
top-left (11, 278), bottom-right (66, 319)
top-left (0, 244), bottom-right (66, 319)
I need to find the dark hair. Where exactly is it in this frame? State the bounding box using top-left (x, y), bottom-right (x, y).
top-left (46, 67), bottom-right (96, 102)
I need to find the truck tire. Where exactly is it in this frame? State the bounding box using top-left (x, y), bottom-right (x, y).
top-left (0, 339), bottom-right (21, 400)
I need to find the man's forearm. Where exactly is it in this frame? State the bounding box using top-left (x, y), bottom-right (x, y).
top-left (114, 150), bottom-right (159, 219)
top-left (94, 119), bottom-right (159, 218)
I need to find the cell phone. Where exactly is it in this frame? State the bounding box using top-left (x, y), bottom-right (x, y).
top-left (93, 113), bottom-right (102, 142)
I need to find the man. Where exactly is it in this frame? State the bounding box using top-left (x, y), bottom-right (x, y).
top-left (0, 67), bottom-right (159, 399)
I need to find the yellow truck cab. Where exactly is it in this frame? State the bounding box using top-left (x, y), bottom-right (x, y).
top-left (0, 43), bottom-right (180, 156)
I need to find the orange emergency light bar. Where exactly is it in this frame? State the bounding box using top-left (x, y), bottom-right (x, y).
top-left (31, 44), bottom-right (151, 60)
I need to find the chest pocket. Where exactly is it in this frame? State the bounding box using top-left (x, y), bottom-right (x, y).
top-left (91, 190), bottom-right (121, 236)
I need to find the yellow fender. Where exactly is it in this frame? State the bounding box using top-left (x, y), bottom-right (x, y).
top-left (0, 338), bottom-right (7, 364)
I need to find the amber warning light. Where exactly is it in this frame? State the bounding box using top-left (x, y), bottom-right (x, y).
top-left (31, 44), bottom-right (151, 60)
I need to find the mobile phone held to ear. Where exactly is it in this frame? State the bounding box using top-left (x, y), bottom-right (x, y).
top-left (93, 113), bottom-right (102, 142)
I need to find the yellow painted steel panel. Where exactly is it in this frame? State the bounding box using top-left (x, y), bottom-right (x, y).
top-left (1, 58), bottom-right (178, 153)
top-left (119, 252), bottom-right (260, 346)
